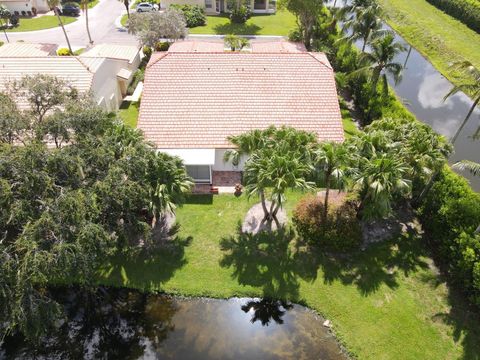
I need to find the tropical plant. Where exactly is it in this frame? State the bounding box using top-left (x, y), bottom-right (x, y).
top-left (80, 0), bottom-right (93, 44)
top-left (453, 159), bottom-right (480, 176)
top-left (351, 33), bottom-right (405, 96)
top-left (443, 61), bottom-right (480, 144)
top-left (225, 127), bottom-right (316, 229)
top-left (314, 141), bottom-right (350, 222)
top-left (46, 0), bottom-right (73, 54)
top-left (127, 10), bottom-right (187, 47)
top-left (224, 34), bottom-right (249, 51)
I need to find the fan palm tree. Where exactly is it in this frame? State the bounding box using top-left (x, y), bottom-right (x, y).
top-left (443, 61), bottom-right (480, 144)
top-left (351, 33), bottom-right (405, 96)
top-left (80, 0), bottom-right (93, 44)
top-left (355, 153), bottom-right (411, 219)
top-left (314, 141), bottom-right (350, 222)
top-left (47, 0), bottom-right (73, 54)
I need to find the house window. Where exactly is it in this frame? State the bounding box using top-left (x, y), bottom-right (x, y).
top-left (254, 0), bottom-right (266, 9)
top-left (186, 165), bottom-right (211, 183)
top-left (205, 0), bottom-right (213, 8)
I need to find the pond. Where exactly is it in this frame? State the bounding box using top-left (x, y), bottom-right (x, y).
top-left (0, 287), bottom-right (347, 360)
top-left (328, 1), bottom-right (480, 191)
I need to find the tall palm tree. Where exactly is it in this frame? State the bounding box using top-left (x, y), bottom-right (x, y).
top-left (80, 0), bottom-right (93, 44)
top-left (352, 33), bottom-right (405, 96)
top-left (343, 2), bottom-right (385, 52)
top-left (314, 141), bottom-right (349, 222)
top-left (444, 61), bottom-right (480, 144)
top-left (47, 0), bottom-right (73, 54)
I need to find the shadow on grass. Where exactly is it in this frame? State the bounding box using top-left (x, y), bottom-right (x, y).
top-left (212, 20), bottom-right (262, 35)
top-left (99, 235), bottom-right (192, 290)
top-left (185, 194), bottom-right (213, 205)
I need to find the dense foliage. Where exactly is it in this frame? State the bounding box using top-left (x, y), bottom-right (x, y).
top-left (229, 5), bottom-right (251, 24)
top-left (426, 0), bottom-right (480, 33)
top-left (418, 167), bottom-right (480, 306)
top-left (170, 4), bottom-right (206, 27)
top-left (293, 195), bottom-right (362, 251)
top-left (0, 75), bottom-right (191, 341)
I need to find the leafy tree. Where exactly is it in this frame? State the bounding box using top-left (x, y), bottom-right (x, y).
top-left (225, 127), bottom-right (316, 229)
top-left (0, 93), bottom-right (28, 144)
top-left (46, 0), bottom-right (73, 54)
top-left (127, 10), bottom-right (187, 47)
top-left (314, 141), bottom-right (350, 221)
top-left (351, 33), bottom-right (405, 96)
top-left (80, 0), bottom-right (93, 44)
top-left (279, 0), bottom-right (325, 49)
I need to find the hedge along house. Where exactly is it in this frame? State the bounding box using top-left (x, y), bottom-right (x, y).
top-left (160, 0), bottom-right (276, 14)
top-left (137, 40), bottom-right (344, 192)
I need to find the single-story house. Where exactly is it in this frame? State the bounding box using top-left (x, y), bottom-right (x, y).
top-left (80, 44), bottom-right (143, 72)
top-left (0, 0), bottom-right (49, 14)
top-left (137, 40), bottom-right (344, 189)
top-left (161, 0), bottom-right (275, 14)
top-left (0, 42), bottom-right (58, 57)
top-left (0, 44), bottom-right (142, 111)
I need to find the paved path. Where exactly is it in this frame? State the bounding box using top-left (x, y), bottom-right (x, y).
top-left (4, 0), bottom-right (137, 47)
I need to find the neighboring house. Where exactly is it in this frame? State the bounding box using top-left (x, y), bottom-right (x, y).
top-left (137, 40), bottom-right (344, 189)
top-left (0, 43), bottom-right (142, 111)
top-left (80, 44), bottom-right (143, 72)
top-left (0, 0), bottom-right (49, 14)
top-left (161, 0), bottom-right (275, 14)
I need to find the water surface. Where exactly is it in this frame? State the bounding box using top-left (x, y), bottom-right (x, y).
top-left (1, 287), bottom-right (347, 360)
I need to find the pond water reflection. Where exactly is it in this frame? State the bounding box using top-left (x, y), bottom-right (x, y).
top-left (1, 287), bottom-right (347, 360)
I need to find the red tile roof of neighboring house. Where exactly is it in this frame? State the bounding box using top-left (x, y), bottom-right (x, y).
top-left (138, 46), bottom-right (344, 149)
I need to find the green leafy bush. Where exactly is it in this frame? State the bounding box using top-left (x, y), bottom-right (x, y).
top-left (170, 4), bottom-right (205, 27)
top-left (426, 0), bottom-right (480, 33)
top-left (229, 5), bottom-right (251, 24)
top-left (57, 48), bottom-right (72, 56)
top-left (418, 166), bottom-right (480, 306)
top-left (127, 68), bottom-right (145, 95)
top-left (293, 195), bottom-right (362, 252)
top-left (142, 45), bottom-right (152, 59)
top-left (154, 41), bottom-right (170, 51)
top-left (0, 41), bottom-right (4, 47)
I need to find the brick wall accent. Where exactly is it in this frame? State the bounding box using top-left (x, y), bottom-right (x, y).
top-left (192, 184), bottom-right (212, 194)
top-left (212, 171), bottom-right (242, 187)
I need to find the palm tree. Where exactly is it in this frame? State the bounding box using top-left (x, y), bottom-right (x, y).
top-left (80, 0), bottom-right (93, 44)
top-left (120, 0), bottom-right (130, 19)
top-left (355, 153), bottom-right (411, 219)
top-left (47, 0), bottom-right (73, 54)
top-left (343, 2), bottom-right (385, 52)
top-left (443, 61), bottom-right (480, 144)
top-left (352, 33), bottom-right (405, 96)
top-left (314, 141), bottom-right (349, 222)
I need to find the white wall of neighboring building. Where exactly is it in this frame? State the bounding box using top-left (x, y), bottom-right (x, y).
top-left (212, 148), bottom-right (246, 172)
top-left (0, 0), bottom-right (49, 13)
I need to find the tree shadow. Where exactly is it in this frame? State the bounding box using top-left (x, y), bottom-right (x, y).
top-left (99, 233), bottom-right (192, 290)
top-left (185, 194), bottom-right (213, 205)
top-left (219, 224), bottom-right (320, 300)
top-left (318, 229), bottom-right (430, 296)
top-left (213, 21), bottom-right (262, 35)
top-left (241, 298), bottom-right (294, 326)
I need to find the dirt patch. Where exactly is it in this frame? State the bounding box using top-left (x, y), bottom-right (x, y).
top-left (242, 201), bottom-right (287, 234)
top-left (317, 190), bottom-right (347, 208)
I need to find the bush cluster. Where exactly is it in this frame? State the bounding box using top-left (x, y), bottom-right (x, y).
top-left (127, 68), bottom-right (145, 95)
top-left (170, 4), bottom-right (206, 27)
top-left (418, 167), bottom-right (480, 306)
top-left (426, 0), bottom-right (480, 34)
top-left (57, 48), bottom-right (72, 56)
top-left (154, 41), bottom-right (170, 51)
top-left (229, 5), bottom-right (251, 24)
top-left (293, 195), bottom-right (362, 252)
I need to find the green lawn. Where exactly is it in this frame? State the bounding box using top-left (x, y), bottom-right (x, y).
top-left (6, 16), bottom-right (77, 32)
top-left (88, 0), bottom-right (100, 8)
top-left (118, 101), bottom-right (139, 128)
top-left (378, 0), bottom-right (480, 98)
top-left (121, 14), bottom-right (128, 27)
top-left (189, 10), bottom-right (296, 35)
top-left (97, 192), bottom-right (480, 359)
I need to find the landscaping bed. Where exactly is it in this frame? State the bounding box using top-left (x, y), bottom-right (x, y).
top-left (5, 15), bottom-right (77, 32)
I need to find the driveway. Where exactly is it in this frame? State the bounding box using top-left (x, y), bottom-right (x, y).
top-left (4, 0), bottom-right (137, 47)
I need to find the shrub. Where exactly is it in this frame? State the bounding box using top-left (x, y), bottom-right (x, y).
top-left (57, 48), bottom-right (72, 56)
top-left (0, 41), bottom-right (4, 47)
top-left (288, 27), bottom-right (303, 42)
top-left (127, 68), bottom-right (145, 95)
top-left (170, 4), bottom-right (206, 27)
top-left (229, 5), bottom-right (251, 24)
top-left (9, 15), bottom-right (19, 26)
top-left (224, 34), bottom-right (249, 51)
top-left (293, 195), bottom-right (362, 252)
top-left (142, 45), bottom-right (152, 59)
top-left (154, 41), bottom-right (170, 51)
top-left (426, 0), bottom-right (480, 34)
top-left (418, 166), bottom-right (480, 306)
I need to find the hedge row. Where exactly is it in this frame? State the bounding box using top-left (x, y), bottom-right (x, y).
top-left (418, 167), bottom-right (480, 306)
top-left (426, 0), bottom-right (480, 33)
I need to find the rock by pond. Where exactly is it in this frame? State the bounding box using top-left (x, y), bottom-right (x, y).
top-left (0, 287), bottom-right (348, 360)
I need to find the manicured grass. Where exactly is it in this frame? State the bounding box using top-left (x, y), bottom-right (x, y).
top-left (378, 0), bottom-right (480, 97)
top-left (189, 10), bottom-right (296, 35)
top-left (88, 0), bottom-right (100, 8)
top-left (118, 101), bottom-right (139, 127)
top-left (6, 16), bottom-right (77, 32)
top-left (98, 192), bottom-right (480, 359)
top-left (120, 14), bottom-right (128, 27)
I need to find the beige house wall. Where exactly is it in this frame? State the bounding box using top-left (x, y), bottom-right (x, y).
top-left (0, 0), bottom-right (49, 13)
top-left (161, 0), bottom-right (274, 14)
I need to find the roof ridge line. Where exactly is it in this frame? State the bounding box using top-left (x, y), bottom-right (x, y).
top-left (307, 52), bottom-right (333, 71)
top-left (147, 52), bottom-right (169, 68)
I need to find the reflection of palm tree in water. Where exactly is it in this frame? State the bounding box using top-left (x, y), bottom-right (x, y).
top-left (241, 299), bottom-right (293, 326)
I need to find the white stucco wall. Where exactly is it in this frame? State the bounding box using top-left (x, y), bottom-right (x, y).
top-left (212, 148), bottom-right (247, 172)
top-left (1, 0), bottom-right (49, 13)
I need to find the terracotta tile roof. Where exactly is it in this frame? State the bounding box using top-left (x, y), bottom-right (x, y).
top-left (250, 41), bottom-right (307, 53)
top-left (168, 41), bottom-right (225, 53)
top-left (138, 50), bottom-right (344, 148)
